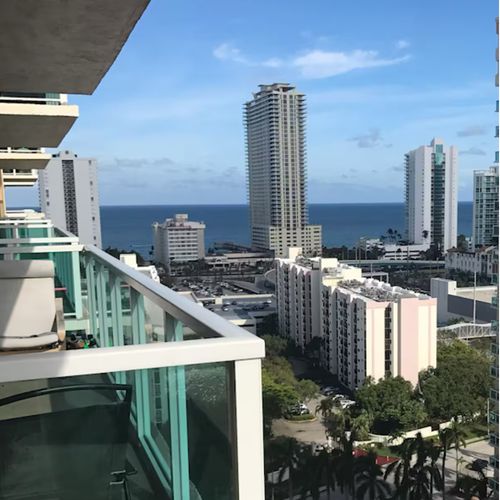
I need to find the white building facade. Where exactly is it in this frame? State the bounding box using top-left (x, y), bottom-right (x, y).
top-left (276, 248), bottom-right (362, 351)
top-left (245, 83), bottom-right (321, 258)
top-left (153, 214), bottom-right (205, 267)
top-left (38, 150), bottom-right (101, 247)
top-left (473, 165), bottom-right (499, 247)
top-left (445, 246), bottom-right (498, 278)
top-left (277, 249), bottom-right (437, 391)
top-left (405, 138), bottom-right (458, 252)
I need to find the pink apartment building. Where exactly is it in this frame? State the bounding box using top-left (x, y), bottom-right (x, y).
top-left (322, 279), bottom-right (437, 390)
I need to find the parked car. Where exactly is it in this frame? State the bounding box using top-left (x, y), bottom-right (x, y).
top-left (221, 306), bottom-right (229, 311)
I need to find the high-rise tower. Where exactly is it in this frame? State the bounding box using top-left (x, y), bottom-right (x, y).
top-left (405, 137), bottom-right (458, 252)
top-left (39, 150), bottom-right (102, 247)
top-left (473, 165), bottom-right (499, 247)
top-left (244, 83), bottom-right (321, 258)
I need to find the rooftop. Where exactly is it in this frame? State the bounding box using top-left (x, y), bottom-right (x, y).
top-left (338, 278), bottom-right (430, 302)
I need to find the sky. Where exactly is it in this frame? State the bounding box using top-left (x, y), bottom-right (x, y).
top-left (7, 0), bottom-right (498, 207)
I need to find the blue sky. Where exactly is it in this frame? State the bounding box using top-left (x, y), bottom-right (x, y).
top-left (8, 0), bottom-right (498, 206)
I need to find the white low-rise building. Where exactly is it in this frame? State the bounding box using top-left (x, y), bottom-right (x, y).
top-left (382, 242), bottom-right (429, 260)
top-left (445, 246), bottom-right (498, 278)
top-left (152, 214), bottom-right (205, 268)
top-left (120, 253), bottom-right (160, 283)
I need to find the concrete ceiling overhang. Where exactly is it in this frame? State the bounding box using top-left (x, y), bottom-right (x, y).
top-left (0, 103), bottom-right (79, 148)
top-left (0, 0), bottom-right (150, 95)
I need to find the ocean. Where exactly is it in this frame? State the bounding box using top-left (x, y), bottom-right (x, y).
top-left (101, 202), bottom-right (473, 258)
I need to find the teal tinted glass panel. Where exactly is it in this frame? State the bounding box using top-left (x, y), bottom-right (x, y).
top-left (0, 362), bottom-right (236, 500)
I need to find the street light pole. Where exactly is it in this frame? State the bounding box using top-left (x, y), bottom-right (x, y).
top-left (473, 270), bottom-right (477, 324)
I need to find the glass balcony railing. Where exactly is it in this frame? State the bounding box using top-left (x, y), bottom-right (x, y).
top-left (0, 216), bottom-right (265, 500)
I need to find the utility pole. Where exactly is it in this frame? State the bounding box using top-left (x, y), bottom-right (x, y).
top-left (473, 269), bottom-right (477, 324)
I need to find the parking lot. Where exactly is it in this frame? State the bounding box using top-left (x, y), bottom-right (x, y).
top-left (172, 278), bottom-right (262, 298)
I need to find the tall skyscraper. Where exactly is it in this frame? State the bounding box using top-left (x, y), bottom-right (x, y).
top-left (405, 137), bottom-right (458, 252)
top-left (244, 83), bottom-right (321, 258)
top-left (473, 165), bottom-right (499, 247)
top-left (39, 150), bottom-right (102, 247)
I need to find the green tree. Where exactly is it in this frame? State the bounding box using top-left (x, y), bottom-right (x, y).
top-left (296, 378), bottom-right (319, 403)
top-left (257, 313), bottom-right (278, 337)
top-left (351, 411), bottom-right (372, 441)
top-left (261, 335), bottom-right (287, 357)
top-left (356, 376), bottom-right (427, 434)
top-left (456, 234), bottom-right (469, 252)
top-left (353, 450), bottom-right (392, 500)
top-left (420, 341), bottom-right (490, 421)
top-left (262, 369), bottom-right (298, 434)
top-left (315, 397), bottom-right (335, 419)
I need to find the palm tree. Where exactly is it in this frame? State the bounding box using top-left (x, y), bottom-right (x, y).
top-left (324, 410), bottom-right (347, 442)
top-left (449, 420), bottom-right (467, 484)
top-left (315, 397), bottom-right (335, 419)
top-left (423, 443), bottom-right (443, 498)
top-left (297, 446), bottom-right (322, 500)
top-left (353, 450), bottom-right (392, 500)
top-left (334, 435), bottom-right (357, 499)
top-left (384, 437), bottom-right (418, 499)
top-left (438, 427), bottom-right (453, 499)
top-left (313, 448), bottom-right (338, 500)
top-left (275, 437), bottom-right (303, 500)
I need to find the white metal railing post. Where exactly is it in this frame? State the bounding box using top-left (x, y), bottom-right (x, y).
top-left (234, 359), bottom-right (265, 500)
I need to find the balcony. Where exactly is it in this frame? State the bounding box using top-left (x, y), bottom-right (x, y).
top-left (0, 215), bottom-right (265, 499)
top-left (0, 94), bottom-right (78, 148)
top-left (0, 0), bottom-right (149, 95)
top-left (2, 169), bottom-right (39, 187)
top-left (0, 147), bottom-right (52, 171)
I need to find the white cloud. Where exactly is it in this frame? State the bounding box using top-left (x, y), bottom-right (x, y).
top-left (349, 128), bottom-right (383, 148)
top-left (459, 147), bottom-right (486, 156)
top-left (213, 43), bottom-right (410, 79)
top-left (213, 43), bottom-right (247, 64)
top-left (292, 50), bottom-right (410, 79)
top-left (262, 57), bottom-right (284, 68)
top-left (395, 39), bottom-right (410, 50)
top-left (457, 125), bottom-right (487, 137)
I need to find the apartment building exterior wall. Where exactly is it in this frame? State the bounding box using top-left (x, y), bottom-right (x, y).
top-left (38, 150), bottom-right (101, 247)
top-left (152, 213), bottom-right (205, 267)
top-left (276, 248), bottom-right (362, 350)
top-left (322, 281), bottom-right (436, 391)
top-left (445, 246), bottom-right (498, 278)
top-left (277, 248), bottom-right (437, 391)
top-left (405, 138), bottom-right (458, 252)
top-left (245, 83), bottom-right (321, 257)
